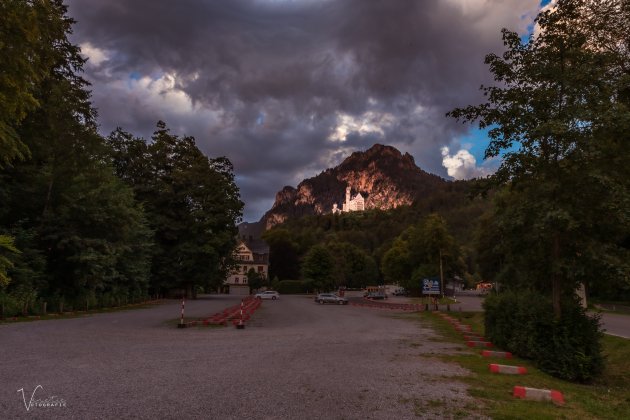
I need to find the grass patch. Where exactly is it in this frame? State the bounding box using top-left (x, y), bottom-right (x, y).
top-left (426, 398), bottom-right (447, 408)
top-left (418, 311), bottom-right (630, 419)
top-left (0, 301), bottom-right (165, 324)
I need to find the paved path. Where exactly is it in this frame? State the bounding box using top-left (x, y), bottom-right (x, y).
top-left (598, 312), bottom-right (630, 339)
top-left (1, 295), bottom-right (478, 419)
top-left (447, 294), bottom-right (630, 339)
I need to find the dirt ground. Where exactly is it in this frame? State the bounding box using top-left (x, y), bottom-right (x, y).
top-left (1, 294), bottom-right (483, 419)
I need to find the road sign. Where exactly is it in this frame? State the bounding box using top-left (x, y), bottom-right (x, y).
top-left (422, 277), bottom-right (440, 295)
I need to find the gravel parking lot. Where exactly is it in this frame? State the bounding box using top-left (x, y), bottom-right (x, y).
top-left (1, 295), bottom-right (479, 419)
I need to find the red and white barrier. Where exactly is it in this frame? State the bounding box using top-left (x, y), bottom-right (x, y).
top-left (236, 300), bottom-right (245, 329)
top-left (513, 386), bottom-right (564, 405)
top-left (454, 325), bottom-right (472, 332)
top-left (179, 296), bottom-right (262, 328)
top-left (177, 297), bottom-right (186, 328)
top-left (489, 364), bottom-right (527, 375)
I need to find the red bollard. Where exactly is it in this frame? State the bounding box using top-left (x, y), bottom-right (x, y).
top-left (236, 300), bottom-right (245, 329)
top-left (177, 297), bottom-right (186, 328)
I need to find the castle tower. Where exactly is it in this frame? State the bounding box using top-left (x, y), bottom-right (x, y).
top-left (345, 187), bottom-right (351, 209)
top-left (333, 185), bottom-right (366, 214)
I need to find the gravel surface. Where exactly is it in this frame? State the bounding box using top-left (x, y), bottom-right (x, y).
top-left (1, 294), bottom-right (482, 419)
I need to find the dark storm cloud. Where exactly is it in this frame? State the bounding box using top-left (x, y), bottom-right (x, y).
top-left (66, 0), bottom-right (541, 221)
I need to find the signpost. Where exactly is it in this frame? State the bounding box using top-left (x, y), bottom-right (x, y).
top-left (422, 277), bottom-right (441, 295)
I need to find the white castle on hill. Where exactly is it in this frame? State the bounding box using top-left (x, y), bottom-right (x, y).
top-left (332, 187), bottom-right (365, 214)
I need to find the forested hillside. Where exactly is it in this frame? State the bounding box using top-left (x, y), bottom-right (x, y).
top-left (262, 179), bottom-right (492, 292)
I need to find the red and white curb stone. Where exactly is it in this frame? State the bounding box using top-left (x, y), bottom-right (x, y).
top-left (513, 386), bottom-right (565, 405)
top-left (489, 364), bottom-right (527, 375)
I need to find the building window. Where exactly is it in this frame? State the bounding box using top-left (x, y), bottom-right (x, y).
top-left (258, 266), bottom-right (264, 273)
top-left (235, 278), bottom-right (239, 284)
top-left (243, 278), bottom-right (248, 284)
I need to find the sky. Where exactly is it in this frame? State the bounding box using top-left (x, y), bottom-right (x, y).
top-left (65, 0), bottom-right (548, 222)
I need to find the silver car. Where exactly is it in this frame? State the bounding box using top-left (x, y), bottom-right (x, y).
top-left (255, 290), bottom-right (280, 300)
top-left (315, 293), bottom-right (348, 305)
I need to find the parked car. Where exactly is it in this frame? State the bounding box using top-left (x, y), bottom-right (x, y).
top-left (393, 288), bottom-right (409, 296)
top-left (365, 292), bottom-right (387, 300)
top-left (315, 293), bottom-right (348, 305)
top-left (255, 290), bottom-right (280, 300)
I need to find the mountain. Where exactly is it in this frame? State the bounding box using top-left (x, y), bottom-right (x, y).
top-left (260, 144), bottom-right (447, 229)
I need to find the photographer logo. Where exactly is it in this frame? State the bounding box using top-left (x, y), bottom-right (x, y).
top-left (17, 385), bottom-right (66, 411)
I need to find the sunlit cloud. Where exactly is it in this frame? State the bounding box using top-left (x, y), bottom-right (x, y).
top-left (79, 42), bottom-right (111, 67)
top-left (441, 146), bottom-right (493, 180)
top-left (329, 111), bottom-right (395, 142)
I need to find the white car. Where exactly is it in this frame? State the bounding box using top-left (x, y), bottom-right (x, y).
top-left (255, 290), bottom-right (280, 300)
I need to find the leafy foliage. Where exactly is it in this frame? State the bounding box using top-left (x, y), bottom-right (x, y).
top-left (301, 244), bottom-right (336, 291)
top-left (449, 0), bottom-right (630, 316)
top-left (484, 290), bottom-right (604, 382)
top-left (274, 280), bottom-right (311, 294)
top-left (0, 2), bottom-right (243, 315)
top-left (0, 235), bottom-right (20, 288)
top-left (246, 268), bottom-right (267, 292)
top-left (107, 123), bottom-right (243, 296)
top-left (0, 0), bottom-right (81, 167)
top-left (382, 214), bottom-right (463, 293)
top-left (448, 0), bottom-right (630, 381)
top-left (261, 228), bottom-right (301, 281)
top-left (264, 184), bottom-right (488, 290)
top-left (325, 241), bottom-right (379, 288)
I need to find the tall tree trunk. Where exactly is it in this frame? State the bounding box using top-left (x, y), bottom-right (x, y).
top-left (552, 233), bottom-right (562, 319)
top-left (43, 175), bottom-right (54, 216)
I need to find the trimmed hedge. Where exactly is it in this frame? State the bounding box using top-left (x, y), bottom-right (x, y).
top-left (274, 280), bottom-right (310, 294)
top-left (483, 290), bottom-right (603, 382)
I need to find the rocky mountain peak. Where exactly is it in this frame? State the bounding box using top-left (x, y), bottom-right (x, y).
top-left (260, 144), bottom-right (446, 229)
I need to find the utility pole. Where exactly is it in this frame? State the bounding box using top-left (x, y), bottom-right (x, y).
top-left (439, 249), bottom-right (444, 299)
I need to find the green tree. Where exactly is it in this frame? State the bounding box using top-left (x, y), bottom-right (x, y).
top-left (38, 166), bottom-right (153, 304)
top-left (246, 268), bottom-right (266, 292)
top-left (381, 239), bottom-right (412, 286)
top-left (382, 214), bottom-right (462, 294)
top-left (0, 235), bottom-right (19, 288)
top-left (0, 0), bottom-right (79, 167)
top-left (301, 244), bottom-right (335, 291)
top-left (326, 242), bottom-right (379, 288)
top-left (261, 228), bottom-right (300, 280)
top-left (107, 123), bottom-right (243, 297)
top-left (0, 0), bottom-right (154, 313)
top-left (448, 0), bottom-right (630, 316)
top-left (417, 214), bottom-right (463, 294)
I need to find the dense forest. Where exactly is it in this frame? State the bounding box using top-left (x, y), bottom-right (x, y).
top-left (0, 0), bottom-right (242, 316)
top-left (262, 180), bottom-right (492, 293)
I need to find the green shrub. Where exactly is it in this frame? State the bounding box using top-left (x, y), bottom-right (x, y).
top-left (275, 280), bottom-right (310, 294)
top-left (484, 290), bottom-right (604, 382)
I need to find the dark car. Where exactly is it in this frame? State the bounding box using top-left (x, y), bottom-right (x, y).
top-left (315, 293), bottom-right (348, 305)
top-left (393, 288), bottom-right (409, 296)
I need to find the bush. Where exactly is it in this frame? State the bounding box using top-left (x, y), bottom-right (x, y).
top-left (484, 290), bottom-right (604, 382)
top-left (275, 280), bottom-right (310, 294)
